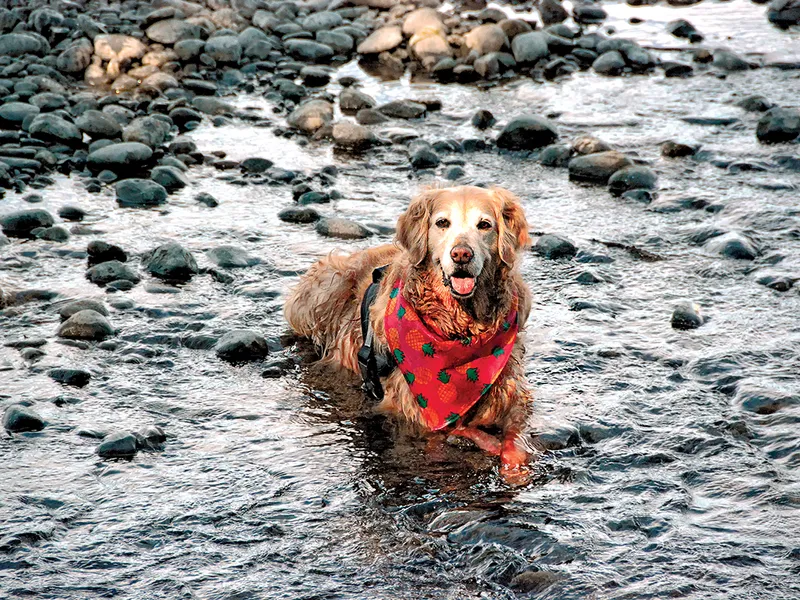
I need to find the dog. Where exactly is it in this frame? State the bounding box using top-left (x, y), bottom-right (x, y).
top-left (284, 186), bottom-right (533, 473)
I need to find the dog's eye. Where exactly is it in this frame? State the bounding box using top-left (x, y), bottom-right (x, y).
top-left (435, 218), bottom-right (450, 229)
top-left (477, 220), bottom-right (493, 231)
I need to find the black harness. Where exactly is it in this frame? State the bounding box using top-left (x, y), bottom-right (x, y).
top-left (357, 266), bottom-right (396, 400)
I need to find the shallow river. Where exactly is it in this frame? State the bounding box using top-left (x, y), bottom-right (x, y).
top-left (2, 1), bottom-right (800, 598)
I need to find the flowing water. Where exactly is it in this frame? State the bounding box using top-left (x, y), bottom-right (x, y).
top-left (2, 1), bottom-right (800, 598)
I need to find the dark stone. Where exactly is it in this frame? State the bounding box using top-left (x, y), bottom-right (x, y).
top-left (411, 148), bottom-right (440, 169)
top-left (196, 192), bottom-right (219, 207)
top-left (671, 302), bottom-right (704, 330)
top-left (705, 232), bottom-right (758, 260)
top-left (496, 115), bottom-right (559, 150)
top-left (593, 50), bottom-right (625, 75)
top-left (534, 234), bottom-right (577, 259)
top-left (756, 107), bottom-right (800, 144)
top-left (151, 166), bottom-right (189, 192)
top-left (48, 368), bottom-right (91, 387)
top-left (240, 157), bottom-right (274, 173)
top-left (215, 330), bottom-right (269, 362)
top-left (86, 260), bottom-right (139, 285)
top-left (315, 217), bottom-right (373, 239)
top-left (142, 242), bottom-right (199, 281)
top-left (768, 0), bottom-right (800, 27)
top-left (661, 141), bottom-right (696, 157)
top-left (377, 100), bottom-right (427, 119)
top-left (98, 431), bottom-right (138, 458)
top-left (59, 299), bottom-right (109, 321)
top-left (608, 166), bottom-right (658, 195)
top-left (87, 142), bottom-right (153, 172)
top-left (3, 404), bottom-right (44, 433)
top-left (115, 179), bottom-right (168, 207)
top-left (278, 206), bottom-right (321, 223)
top-left (471, 109), bottom-right (496, 129)
top-left (57, 310), bottom-right (114, 341)
top-left (58, 206), bottom-right (86, 221)
top-left (540, 144), bottom-right (572, 166)
top-left (0, 209), bottom-right (54, 238)
top-left (87, 241), bottom-right (127, 266)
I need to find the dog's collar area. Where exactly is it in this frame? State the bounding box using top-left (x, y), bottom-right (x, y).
top-left (358, 266), bottom-right (396, 401)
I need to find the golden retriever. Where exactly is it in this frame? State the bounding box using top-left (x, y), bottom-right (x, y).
top-left (285, 186), bottom-right (533, 474)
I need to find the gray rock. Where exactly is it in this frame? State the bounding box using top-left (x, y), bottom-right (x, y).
top-left (511, 31), bottom-right (549, 63)
top-left (411, 148), bottom-right (440, 169)
top-left (496, 115), bottom-right (559, 150)
top-left (317, 30), bottom-right (354, 53)
top-left (736, 95), bottom-right (774, 113)
top-left (357, 26), bottom-right (402, 54)
top-left (315, 217), bottom-right (373, 240)
top-left (1, 209), bottom-right (54, 238)
top-left (287, 100), bottom-right (334, 133)
top-left (465, 24), bottom-right (508, 56)
top-left (28, 114), bottom-right (82, 146)
top-left (768, 0), bottom-right (800, 27)
top-left (115, 179), bottom-right (168, 207)
top-left (59, 299), bottom-right (108, 321)
top-left (215, 330), bottom-right (269, 362)
top-left (534, 234), bottom-right (577, 259)
top-left (540, 144), bottom-right (573, 166)
top-left (56, 38), bottom-right (93, 73)
top-left (196, 192), bottom-right (218, 207)
top-left (57, 206), bottom-right (86, 222)
top-left (671, 302), bottom-right (704, 330)
top-left (87, 241), bottom-right (127, 265)
top-left (240, 157), bottom-right (273, 173)
top-left (340, 88), bottom-right (376, 114)
top-left (205, 35), bottom-right (241, 63)
top-left (284, 39), bottom-right (334, 63)
top-left (36, 226), bottom-right (70, 242)
top-left (174, 39), bottom-right (205, 61)
top-left (137, 425), bottom-right (167, 449)
top-left (206, 245), bottom-right (259, 268)
top-left (98, 431), bottom-right (138, 458)
top-left (568, 151), bottom-right (633, 183)
top-left (737, 385), bottom-right (797, 415)
top-left (356, 108), bottom-right (389, 125)
top-left (278, 206), bottom-right (321, 223)
top-left (377, 100), bottom-right (427, 119)
top-left (143, 242), bottom-right (198, 281)
top-left (593, 50), bottom-right (626, 75)
top-left (0, 33), bottom-right (47, 57)
top-left (608, 166), bottom-right (658, 195)
top-left (87, 260), bottom-right (139, 285)
top-left (573, 4), bottom-right (607, 24)
top-left (123, 116), bottom-right (171, 149)
top-left (332, 121), bottom-right (377, 150)
top-left (58, 310), bottom-right (114, 341)
top-left (303, 11), bottom-right (343, 32)
top-left (151, 166), bottom-right (189, 192)
top-left (471, 109), bottom-right (496, 129)
top-left (540, 0), bottom-right (569, 25)
top-left (713, 49), bottom-right (751, 71)
top-left (146, 19), bottom-right (203, 44)
top-left (77, 110), bottom-right (123, 139)
top-left (756, 107), bottom-right (800, 144)
top-left (0, 102), bottom-right (40, 125)
top-left (3, 404), bottom-right (44, 433)
top-left (705, 232), bottom-right (758, 260)
top-left (49, 368), bottom-right (91, 387)
top-left (88, 142), bottom-right (152, 172)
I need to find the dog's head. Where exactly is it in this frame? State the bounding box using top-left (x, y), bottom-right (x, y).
top-left (396, 186), bottom-right (530, 300)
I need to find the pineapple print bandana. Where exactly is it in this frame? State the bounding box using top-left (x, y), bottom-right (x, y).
top-left (384, 279), bottom-right (519, 431)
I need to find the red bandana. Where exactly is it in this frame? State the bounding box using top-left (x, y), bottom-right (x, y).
top-left (384, 279), bottom-right (519, 431)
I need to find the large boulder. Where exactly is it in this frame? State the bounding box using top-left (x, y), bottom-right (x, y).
top-left (1, 209), bottom-right (54, 238)
top-left (756, 107), bottom-right (800, 143)
top-left (88, 142), bottom-right (152, 172)
top-left (568, 151), bottom-right (633, 183)
top-left (287, 100), bottom-right (334, 133)
top-left (496, 115), bottom-right (559, 150)
top-left (357, 26), bottom-right (402, 54)
top-left (115, 179), bottom-right (168, 207)
top-left (58, 310), bottom-right (114, 341)
top-left (142, 242), bottom-right (199, 281)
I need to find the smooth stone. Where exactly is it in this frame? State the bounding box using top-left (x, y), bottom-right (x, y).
top-left (593, 50), bottom-right (626, 75)
top-left (59, 299), bottom-right (108, 321)
top-left (278, 206), bottom-right (321, 223)
top-left (0, 33), bottom-right (47, 57)
top-left (48, 368), bottom-right (91, 387)
top-left (151, 166), bottom-right (189, 192)
top-left (240, 157), bottom-right (273, 173)
top-left (736, 95), bottom-right (774, 113)
top-left (115, 179), bottom-right (168, 207)
top-left (88, 142), bottom-right (153, 172)
top-left (0, 209), bottom-right (54, 238)
top-left (3, 404), bottom-right (44, 433)
top-left (705, 232), bottom-right (758, 260)
top-left (215, 330), bottom-right (269, 362)
top-left (357, 26), bottom-right (402, 54)
top-left (284, 39), bottom-right (334, 63)
top-left (511, 31), bottom-right (550, 63)
top-left (315, 217), bottom-right (373, 240)
top-left (608, 166), bottom-right (658, 195)
top-left (756, 107), bottom-right (800, 144)
top-left (87, 260), bottom-right (140, 285)
top-left (377, 100), bottom-right (427, 119)
top-left (0, 102), bottom-right (40, 124)
top-left (97, 431), bottom-right (138, 458)
top-left (534, 234), bottom-right (577, 259)
top-left (206, 245), bottom-right (259, 268)
top-left (737, 385), bottom-right (797, 415)
top-left (339, 88), bottom-right (376, 114)
top-left (196, 192), bottom-right (219, 207)
top-left (287, 99), bottom-right (334, 133)
top-left (28, 114), bottom-right (81, 146)
top-left (332, 121), bottom-right (378, 150)
top-left (768, 0), bottom-right (800, 27)
top-left (58, 206), bottom-right (86, 222)
top-left (146, 19), bottom-right (202, 45)
top-left (465, 23), bottom-right (508, 56)
top-left (136, 425), bottom-right (167, 449)
top-left (411, 148), bottom-right (440, 169)
top-left (496, 115), bottom-right (559, 150)
top-left (713, 49), bottom-right (751, 71)
top-left (123, 116), bottom-right (171, 149)
top-left (142, 242), bottom-right (198, 281)
top-left (661, 141), bottom-right (696, 157)
top-left (671, 302), bottom-right (704, 330)
top-left (87, 241), bottom-right (127, 265)
top-left (58, 310), bottom-right (114, 341)
top-left (36, 226), bottom-right (70, 242)
top-left (471, 109), bottom-right (496, 129)
top-left (76, 110), bottom-right (124, 139)
top-left (569, 151), bottom-right (633, 183)
top-left (540, 144), bottom-right (573, 166)
top-left (205, 35), bottom-right (242, 64)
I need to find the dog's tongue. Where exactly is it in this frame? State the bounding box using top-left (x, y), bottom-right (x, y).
top-left (451, 277), bottom-right (475, 295)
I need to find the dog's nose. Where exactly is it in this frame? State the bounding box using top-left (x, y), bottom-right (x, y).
top-left (450, 245), bottom-right (474, 265)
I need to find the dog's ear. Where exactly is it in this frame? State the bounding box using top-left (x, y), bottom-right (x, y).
top-left (396, 189), bottom-right (436, 266)
top-left (492, 187), bottom-right (531, 267)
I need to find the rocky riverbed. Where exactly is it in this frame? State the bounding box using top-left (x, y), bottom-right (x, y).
top-left (2, 0), bottom-right (800, 598)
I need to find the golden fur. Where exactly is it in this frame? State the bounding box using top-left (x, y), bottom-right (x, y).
top-left (285, 186), bottom-right (533, 468)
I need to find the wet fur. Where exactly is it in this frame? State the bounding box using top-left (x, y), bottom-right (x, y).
top-left (284, 186), bottom-right (533, 455)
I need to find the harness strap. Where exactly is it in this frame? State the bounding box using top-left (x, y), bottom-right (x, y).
top-left (357, 266), bottom-right (396, 400)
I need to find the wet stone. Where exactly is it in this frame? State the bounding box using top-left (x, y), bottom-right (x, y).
top-left (143, 242), bottom-right (199, 281)
top-left (151, 166), bottom-right (189, 192)
top-left (661, 141), bottom-right (696, 157)
top-left (87, 261), bottom-right (139, 285)
top-left (196, 192), bottom-right (219, 207)
top-left (136, 425), bottom-right (167, 449)
top-left (58, 206), bottom-right (86, 222)
top-left (1, 209), bottom-right (54, 238)
top-left (315, 217), bottom-right (373, 240)
top-left (540, 144), bottom-right (573, 167)
top-left (115, 179), bottom-right (168, 208)
top-left (206, 245), bottom-right (259, 268)
top-left (496, 115), bottom-right (559, 150)
top-left (88, 241), bottom-right (127, 266)
top-left (608, 166), bottom-right (658, 195)
top-left (378, 100), bottom-right (427, 120)
top-left (705, 232), bottom-right (758, 260)
top-left (736, 385), bottom-right (797, 415)
top-left (58, 310), bottom-right (114, 341)
top-left (215, 330), bottom-right (269, 362)
top-left (671, 302), bottom-right (704, 330)
top-left (278, 206), bottom-right (321, 224)
top-left (756, 107), bottom-right (800, 144)
top-left (35, 226), bottom-right (70, 242)
top-left (59, 299), bottom-right (109, 321)
top-left (471, 109), bottom-right (496, 129)
top-left (339, 88), bottom-right (376, 114)
top-left (534, 234), bottom-right (577, 259)
top-left (756, 274), bottom-right (795, 292)
top-left (569, 151), bottom-right (633, 183)
top-left (48, 368), bottom-right (91, 388)
top-left (97, 431), bottom-right (138, 458)
top-left (3, 404), bottom-right (44, 433)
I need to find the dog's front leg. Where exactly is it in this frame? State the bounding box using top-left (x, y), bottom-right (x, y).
top-left (450, 426), bottom-right (502, 455)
